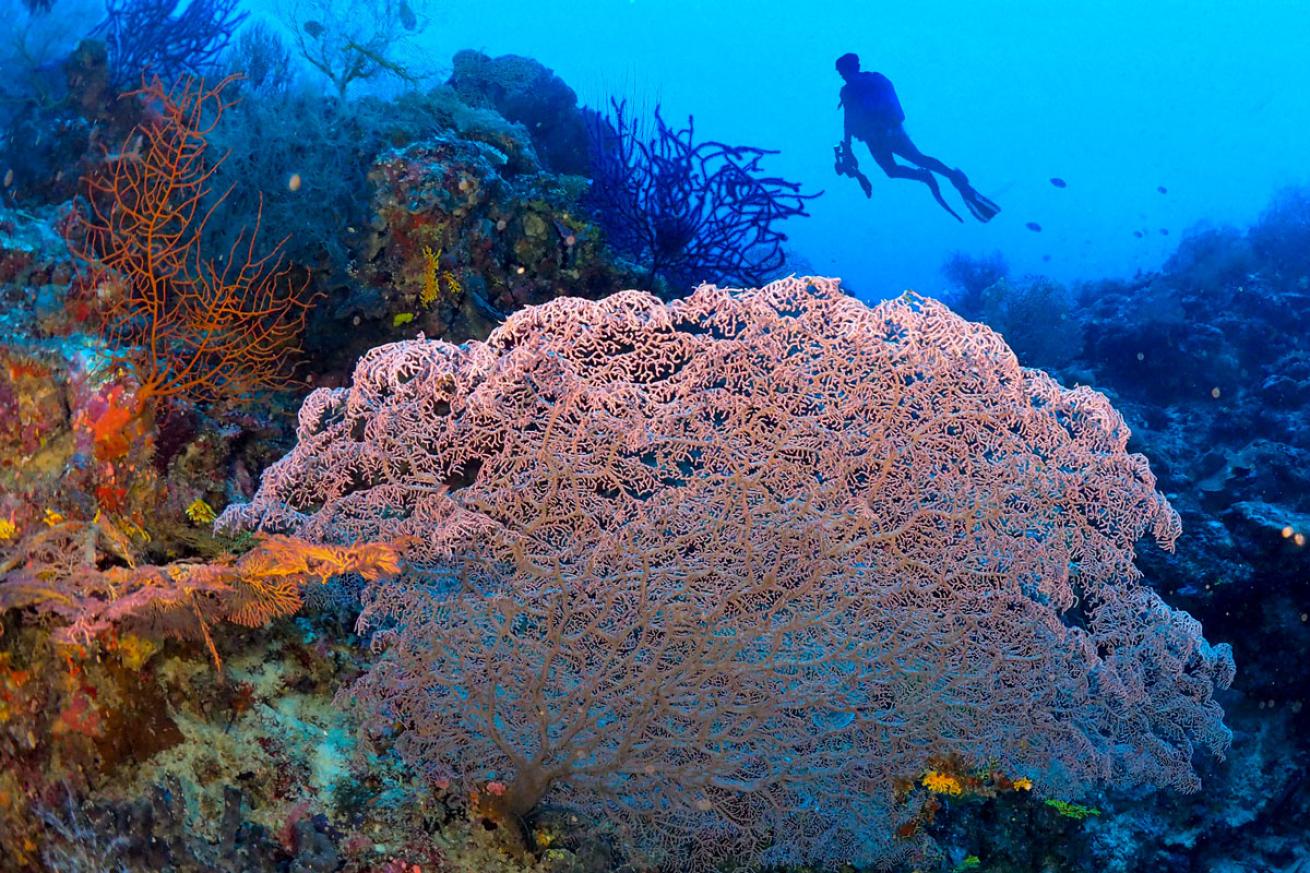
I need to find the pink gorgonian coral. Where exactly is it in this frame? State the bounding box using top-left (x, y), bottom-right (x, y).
top-left (219, 276), bottom-right (1234, 869)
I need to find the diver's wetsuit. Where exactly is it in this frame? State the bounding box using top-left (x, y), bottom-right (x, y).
top-left (840, 71), bottom-right (906, 154)
top-left (842, 72), bottom-right (955, 190)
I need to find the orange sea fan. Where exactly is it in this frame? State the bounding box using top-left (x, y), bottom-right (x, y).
top-left (67, 74), bottom-right (315, 405)
top-left (224, 535), bottom-right (405, 629)
top-left (0, 520), bottom-right (403, 669)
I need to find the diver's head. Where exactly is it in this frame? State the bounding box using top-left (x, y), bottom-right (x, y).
top-left (836, 52), bottom-right (860, 81)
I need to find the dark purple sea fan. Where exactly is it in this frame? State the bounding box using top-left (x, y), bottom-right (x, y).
top-left (585, 99), bottom-right (819, 296)
top-left (91, 0), bottom-right (248, 89)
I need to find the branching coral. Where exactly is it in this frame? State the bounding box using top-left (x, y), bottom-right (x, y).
top-left (921, 771), bottom-right (965, 797)
top-left (585, 100), bottom-right (819, 295)
top-left (0, 518), bottom-right (402, 669)
top-left (223, 22), bottom-right (295, 97)
top-left (418, 245), bottom-right (460, 308)
top-left (67, 74), bottom-right (315, 406)
top-left (282, 0), bottom-right (425, 98)
top-left (91, 0), bottom-right (247, 89)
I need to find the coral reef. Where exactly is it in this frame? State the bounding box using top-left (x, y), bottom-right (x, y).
top-left (447, 49), bottom-right (592, 176)
top-left (0, 344), bottom-right (159, 533)
top-left (348, 132), bottom-right (646, 354)
top-left (949, 274), bottom-right (1084, 371)
top-left (938, 249), bottom-right (1009, 319)
top-left (1247, 186), bottom-right (1310, 282)
top-left (936, 189), bottom-right (1310, 871)
top-left (0, 607), bottom-right (461, 872)
top-left (2, 18), bottom-right (1308, 869)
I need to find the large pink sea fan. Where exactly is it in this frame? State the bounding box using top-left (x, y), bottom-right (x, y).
top-left (219, 276), bottom-right (1233, 868)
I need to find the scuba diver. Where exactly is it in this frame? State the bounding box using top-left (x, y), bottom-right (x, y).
top-left (834, 52), bottom-right (1000, 223)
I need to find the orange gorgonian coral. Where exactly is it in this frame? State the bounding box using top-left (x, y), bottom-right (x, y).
top-left (0, 520), bottom-right (402, 669)
top-left (68, 74), bottom-right (314, 405)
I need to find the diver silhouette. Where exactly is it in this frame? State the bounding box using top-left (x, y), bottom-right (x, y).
top-left (834, 52), bottom-right (999, 223)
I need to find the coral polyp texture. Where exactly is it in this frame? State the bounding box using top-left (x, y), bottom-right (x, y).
top-left (219, 276), bottom-right (1235, 868)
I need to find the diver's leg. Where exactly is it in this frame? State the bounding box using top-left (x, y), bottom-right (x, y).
top-left (868, 142), bottom-right (933, 184)
top-left (889, 129), bottom-right (999, 222)
top-left (889, 129), bottom-right (957, 178)
top-left (867, 142), bottom-right (963, 222)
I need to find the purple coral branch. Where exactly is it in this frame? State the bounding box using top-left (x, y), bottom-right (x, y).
top-left (586, 99), bottom-right (820, 296)
top-left (92, 0), bottom-right (248, 89)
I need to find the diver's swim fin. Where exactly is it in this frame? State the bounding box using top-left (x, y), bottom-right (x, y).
top-left (948, 168), bottom-right (1000, 223)
top-left (926, 175), bottom-right (964, 222)
top-left (934, 188), bottom-right (965, 223)
top-left (963, 189), bottom-right (1001, 223)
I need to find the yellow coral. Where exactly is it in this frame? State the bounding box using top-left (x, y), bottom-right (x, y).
top-left (185, 498), bottom-right (217, 525)
top-left (418, 245), bottom-right (463, 307)
top-left (441, 268), bottom-right (462, 300)
top-left (0, 518), bottom-right (16, 541)
top-left (1044, 798), bottom-right (1100, 819)
top-left (1012, 777), bottom-right (1034, 791)
top-left (921, 770), bottom-right (964, 796)
top-left (420, 245), bottom-right (443, 307)
top-left (116, 633), bottom-right (161, 670)
top-left (116, 514), bottom-right (151, 544)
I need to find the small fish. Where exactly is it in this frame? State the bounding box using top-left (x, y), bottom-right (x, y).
top-left (1049, 177), bottom-right (1067, 188)
top-left (1025, 222), bottom-right (1042, 232)
top-left (1159, 228), bottom-right (1169, 236)
top-left (1157, 185), bottom-right (1168, 194)
top-left (2, 169), bottom-right (11, 187)
top-left (287, 172), bottom-right (302, 192)
top-left (1133, 230), bottom-right (1144, 238)
top-left (1042, 254), bottom-right (1052, 262)
top-left (398, 0), bottom-right (417, 30)
top-left (303, 19), bottom-right (325, 39)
